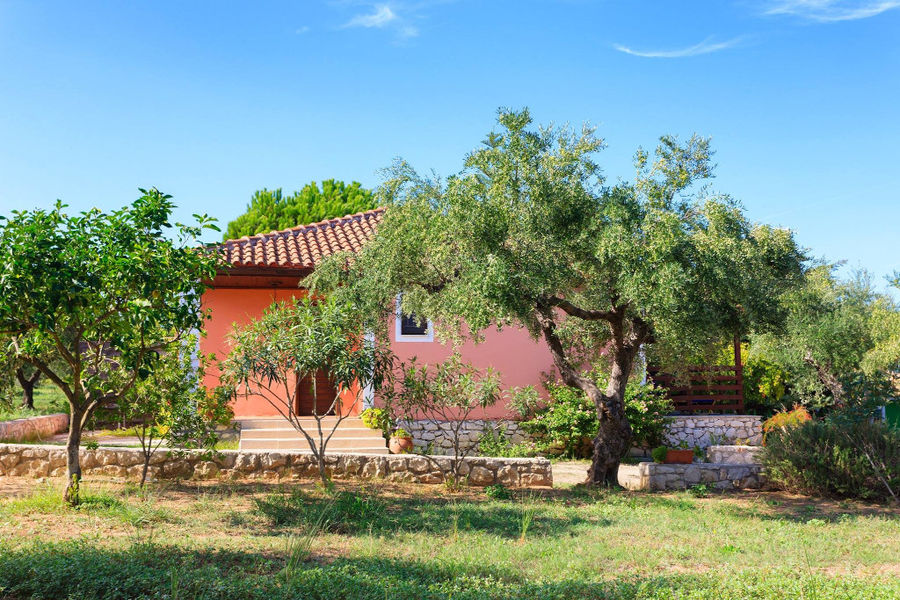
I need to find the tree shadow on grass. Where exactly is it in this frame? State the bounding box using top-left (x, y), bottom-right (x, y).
top-left (0, 541), bottom-right (894, 600)
top-left (250, 486), bottom-right (605, 538)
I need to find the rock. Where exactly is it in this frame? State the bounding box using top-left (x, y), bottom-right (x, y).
top-left (407, 456), bottom-right (430, 473)
top-left (467, 466), bottom-right (494, 486)
top-left (261, 453), bottom-right (286, 470)
top-left (194, 461), bottom-right (220, 479)
top-left (116, 451), bottom-right (143, 468)
top-left (496, 465), bottom-right (519, 486)
top-left (361, 458), bottom-right (387, 479)
top-left (234, 453), bottom-right (260, 472)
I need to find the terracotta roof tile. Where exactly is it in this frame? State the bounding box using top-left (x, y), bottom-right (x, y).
top-left (218, 208), bottom-right (385, 270)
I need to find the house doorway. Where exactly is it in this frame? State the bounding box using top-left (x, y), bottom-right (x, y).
top-left (294, 370), bottom-right (338, 416)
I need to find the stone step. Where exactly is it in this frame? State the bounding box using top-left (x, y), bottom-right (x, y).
top-left (239, 427), bottom-right (381, 440)
top-left (239, 438), bottom-right (390, 453)
top-left (238, 417), bottom-right (365, 430)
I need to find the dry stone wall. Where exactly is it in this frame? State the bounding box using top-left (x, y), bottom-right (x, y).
top-left (705, 445), bottom-right (764, 465)
top-left (400, 419), bottom-right (527, 453)
top-left (0, 414), bottom-right (68, 443)
top-left (664, 415), bottom-right (762, 448)
top-left (618, 461), bottom-right (764, 491)
top-left (0, 443), bottom-right (552, 488)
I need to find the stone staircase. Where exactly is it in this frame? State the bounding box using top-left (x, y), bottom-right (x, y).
top-left (237, 417), bottom-right (389, 454)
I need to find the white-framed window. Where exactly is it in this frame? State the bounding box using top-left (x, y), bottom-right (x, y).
top-left (394, 294), bottom-right (434, 342)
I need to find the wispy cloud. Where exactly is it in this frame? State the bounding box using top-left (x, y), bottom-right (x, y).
top-left (764, 0), bottom-right (900, 22)
top-left (341, 3), bottom-right (420, 39)
top-left (613, 36), bottom-right (743, 58)
top-left (344, 4), bottom-right (398, 28)
top-left (295, 26), bottom-right (311, 35)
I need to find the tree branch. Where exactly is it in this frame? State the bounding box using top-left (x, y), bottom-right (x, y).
top-left (545, 296), bottom-right (615, 322)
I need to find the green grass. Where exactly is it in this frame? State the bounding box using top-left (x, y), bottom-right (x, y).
top-left (0, 480), bottom-right (897, 599)
top-left (0, 382), bottom-right (68, 422)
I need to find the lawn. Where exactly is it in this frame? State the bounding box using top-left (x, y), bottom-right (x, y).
top-left (0, 383), bottom-right (68, 422)
top-left (0, 477), bottom-right (897, 599)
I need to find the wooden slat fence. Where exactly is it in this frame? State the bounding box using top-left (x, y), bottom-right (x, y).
top-left (648, 338), bottom-right (745, 413)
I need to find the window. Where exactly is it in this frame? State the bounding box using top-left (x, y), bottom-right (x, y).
top-left (400, 313), bottom-right (429, 336)
top-left (395, 295), bottom-right (434, 342)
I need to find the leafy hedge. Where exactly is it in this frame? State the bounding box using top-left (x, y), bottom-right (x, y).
top-left (762, 418), bottom-right (900, 501)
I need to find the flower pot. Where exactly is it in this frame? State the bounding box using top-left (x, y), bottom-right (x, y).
top-left (664, 449), bottom-right (694, 464)
top-left (390, 436), bottom-right (414, 454)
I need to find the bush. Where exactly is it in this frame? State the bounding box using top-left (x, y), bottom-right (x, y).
top-left (762, 405), bottom-right (812, 442)
top-left (476, 425), bottom-right (537, 458)
top-left (518, 376), bottom-right (672, 459)
top-left (360, 408), bottom-right (393, 439)
top-left (651, 446), bottom-right (668, 464)
top-left (762, 418), bottom-right (900, 501)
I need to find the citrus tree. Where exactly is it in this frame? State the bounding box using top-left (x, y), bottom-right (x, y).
top-left (0, 191), bottom-right (220, 503)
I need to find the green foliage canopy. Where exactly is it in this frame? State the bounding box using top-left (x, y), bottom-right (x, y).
top-left (0, 190), bottom-right (220, 502)
top-left (220, 297), bottom-right (393, 484)
top-left (224, 180), bottom-right (376, 239)
top-left (750, 266), bottom-right (900, 410)
top-left (310, 108), bottom-right (806, 484)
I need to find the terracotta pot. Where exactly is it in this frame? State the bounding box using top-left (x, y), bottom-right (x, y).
top-left (390, 436), bottom-right (414, 454)
top-left (664, 449), bottom-right (695, 464)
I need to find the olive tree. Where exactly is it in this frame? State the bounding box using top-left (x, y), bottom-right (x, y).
top-left (220, 297), bottom-right (393, 485)
top-left (310, 109), bottom-right (805, 485)
top-left (0, 191), bottom-right (220, 503)
top-left (750, 266), bottom-right (900, 410)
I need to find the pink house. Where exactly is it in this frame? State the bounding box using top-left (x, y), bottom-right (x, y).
top-left (201, 208), bottom-right (556, 424)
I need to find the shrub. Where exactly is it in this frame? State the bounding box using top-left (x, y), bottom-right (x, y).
top-left (742, 355), bottom-right (789, 416)
top-left (519, 376), bottom-right (672, 459)
top-left (762, 418), bottom-right (900, 501)
top-left (651, 446), bottom-right (668, 464)
top-left (391, 427), bottom-right (411, 439)
top-left (519, 381), bottom-right (596, 458)
top-left (476, 425), bottom-right (537, 458)
top-left (360, 408), bottom-right (393, 439)
top-left (762, 405), bottom-right (812, 442)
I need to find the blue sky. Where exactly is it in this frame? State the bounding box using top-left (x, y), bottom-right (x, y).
top-left (0, 1), bottom-right (897, 290)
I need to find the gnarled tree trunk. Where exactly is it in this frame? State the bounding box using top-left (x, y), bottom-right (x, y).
top-left (15, 368), bottom-right (40, 410)
top-left (536, 304), bottom-right (644, 486)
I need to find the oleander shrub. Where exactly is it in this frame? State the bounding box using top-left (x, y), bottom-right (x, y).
top-left (762, 418), bottom-right (900, 501)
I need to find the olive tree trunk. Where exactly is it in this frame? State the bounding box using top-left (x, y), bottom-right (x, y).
top-left (15, 368), bottom-right (40, 410)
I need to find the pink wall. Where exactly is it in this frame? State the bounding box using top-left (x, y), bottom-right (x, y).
top-left (386, 317), bottom-right (556, 419)
top-left (201, 281), bottom-right (557, 420)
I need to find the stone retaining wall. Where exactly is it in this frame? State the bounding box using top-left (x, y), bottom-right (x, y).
top-left (402, 416), bottom-right (764, 454)
top-left (401, 419), bottom-right (527, 454)
top-left (617, 461), bottom-right (764, 491)
top-left (0, 443), bottom-right (552, 488)
top-left (705, 445), bottom-right (764, 465)
top-left (664, 415), bottom-right (762, 448)
top-left (0, 413), bottom-right (68, 443)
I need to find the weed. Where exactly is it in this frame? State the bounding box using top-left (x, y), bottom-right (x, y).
top-left (689, 483), bottom-right (710, 498)
top-left (484, 483), bottom-right (511, 501)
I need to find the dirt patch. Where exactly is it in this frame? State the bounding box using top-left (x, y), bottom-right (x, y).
top-left (552, 460), bottom-right (590, 486)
